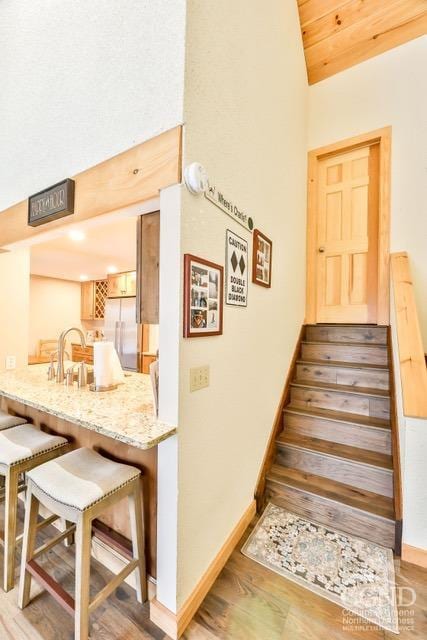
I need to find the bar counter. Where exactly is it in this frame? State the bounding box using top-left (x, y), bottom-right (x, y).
top-left (0, 363), bottom-right (175, 449)
top-left (0, 364), bottom-right (176, 577)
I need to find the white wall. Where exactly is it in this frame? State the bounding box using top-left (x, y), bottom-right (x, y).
top-left (29, 275), bottom-right (83, 356)
top-left (0, 250), bottom-right (30, 371)
top-left (308, 36), bottom-right (427, 345)
top-left (403, 417), bottom-right (427, 551)
top-left (175, 0), bottom-right (308, 607)
top-left (0, 0), bottom-right (186, 211)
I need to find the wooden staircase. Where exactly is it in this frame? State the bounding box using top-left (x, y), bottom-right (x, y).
top-left (264, 324), bottom-right (398, 550)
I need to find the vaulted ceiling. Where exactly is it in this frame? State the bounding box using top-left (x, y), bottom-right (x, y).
top-left (297, 0), bottom-right (427, 84)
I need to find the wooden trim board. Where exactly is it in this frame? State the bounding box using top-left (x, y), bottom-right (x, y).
top-left (390, 252), bottom-right (427, 418)
top-left (387, 326), bottom-right (403, 554)
top-left (255, 325), bottom-right (304, 510)
top-left (306, 126), bottom-right (391, 325)
top-left (402, 544), bottom-right (427, 569)
top-left (0, 126), bottom-right (182, 249)
top-left (150, 500), bottom-right (256, 639)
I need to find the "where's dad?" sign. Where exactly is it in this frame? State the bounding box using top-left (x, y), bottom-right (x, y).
top-left (206, 183), bottom-right (254, 232)
top-left (225, 229), bottom-right (248, 307)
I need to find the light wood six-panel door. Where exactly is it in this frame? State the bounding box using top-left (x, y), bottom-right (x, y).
top-left (315, 144), bottom-right (379, 324)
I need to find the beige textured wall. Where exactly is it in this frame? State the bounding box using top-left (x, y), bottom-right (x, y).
top-left (177, 0), bottom-right (308, 606)
top-left (29, 275), bottom-right (83, 356)
top-left (0, 250), bottom-right (30, 371)
top-left (308, 36), bottom-right (427, 345)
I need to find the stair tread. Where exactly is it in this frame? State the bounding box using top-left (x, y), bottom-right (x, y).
top-left (284, 405), bottom-right (391, 430)
top-left (304, 324), bottom-right (384, 328)
top-left (297, 358), bottom-right (389, 371)
top-left (277, 433), bottom-right (393, 470)
top-left (291, 380), bottom-right (390, 398)
top-left (267, 464), bottom-right (395, 521)
top-left (302, 340), bottom-right (387, 349)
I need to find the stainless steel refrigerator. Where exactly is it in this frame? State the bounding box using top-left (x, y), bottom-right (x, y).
top-left (104, 297), bottom-right (142, 372)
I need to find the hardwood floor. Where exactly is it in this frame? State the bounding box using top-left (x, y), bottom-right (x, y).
top-left (0, 506), bottom-right (426, 639)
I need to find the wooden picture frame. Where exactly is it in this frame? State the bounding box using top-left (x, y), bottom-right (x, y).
top-left (183, 254), bottom-right (224, 337)
top-left (252, 229), bottom-right (272, 288)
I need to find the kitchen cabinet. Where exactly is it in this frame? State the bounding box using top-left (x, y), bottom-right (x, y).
top-left (107, 271), bottom-right (136, 298)
top-left (81, 281), bottom-right (95, 320)
top-left (81, 280), bottom-right (108, 320)
top-left (136, 211), bottom-right (160, 324)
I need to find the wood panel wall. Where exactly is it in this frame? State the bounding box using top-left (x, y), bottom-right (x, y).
top-left (297, 0), bottom-right (427, 84)
top-left (0, 126), bottom-right (181, 249)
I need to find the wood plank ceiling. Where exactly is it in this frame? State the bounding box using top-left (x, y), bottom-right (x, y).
top-left (297, 0), bottom-right (427, 84)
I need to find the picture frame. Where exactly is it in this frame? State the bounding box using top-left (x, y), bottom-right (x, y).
top-left (183, 254), bottom-right (224, 337)
top-left (252, 228), bottom-right (272, 288)
top-left (225, 229), bottom-right (248, 307)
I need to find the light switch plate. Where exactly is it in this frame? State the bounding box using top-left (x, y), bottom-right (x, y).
top-left (5, 355), bottom-right (16, 370)
top-left (190, 365), bottom-right (210, 392)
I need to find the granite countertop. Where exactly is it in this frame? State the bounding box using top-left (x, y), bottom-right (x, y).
top-left (0, 364), bottom-right (176, 450)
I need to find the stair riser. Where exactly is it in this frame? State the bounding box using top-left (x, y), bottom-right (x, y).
top-left (295, 363), bottom-right (389, 391)
top-left (290, 386), bottom-right (390, 419)
top-left (284, 412), bottom-right (392, 454)
top-left (276, 444), bottom-right (393, 497)
top-left (302, 343), bottom-right (388, 366)
top-left (305, 326), bottom-right (387, 345)
top-left (265, 481), bottom-right (395, 548)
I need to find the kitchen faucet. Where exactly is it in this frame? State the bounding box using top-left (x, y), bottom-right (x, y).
top-left (56, 327), bottom-right (86, 383)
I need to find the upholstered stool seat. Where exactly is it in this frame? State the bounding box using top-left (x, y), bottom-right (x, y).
top-left (0, 424), bottom-right (67, 468)
top-left (0, 409), bottom-right (27, 431)
top-left (28, 447), bottom-right (140, 511)
top-left (0, 424), bottom-right (68, 592)
top-left (19, 447), bottom-right (146, 640)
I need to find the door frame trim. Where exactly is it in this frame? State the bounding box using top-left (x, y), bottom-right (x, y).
top-left (306, 126), bottom-right (391, 325)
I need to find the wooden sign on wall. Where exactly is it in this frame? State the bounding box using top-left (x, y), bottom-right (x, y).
top-left (28, 178), bottom-right (75, 226)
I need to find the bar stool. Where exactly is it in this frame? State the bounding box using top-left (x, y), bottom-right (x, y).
top-left (0, 424), bottom-right (68, 591)
top-left (19, 447), bottom-right (146, 640)
top-left (0, 409), bottom-right (27, 430)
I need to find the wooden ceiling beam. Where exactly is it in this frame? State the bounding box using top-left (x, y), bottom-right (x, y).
top-left (302, 0), bottom-right (395, 49)
top-left (297, 0), bottom-right (427, 84)
top-left (308, 11), bottom-right (427, 84)
top-left (299, 0), bottom-right (352, 28)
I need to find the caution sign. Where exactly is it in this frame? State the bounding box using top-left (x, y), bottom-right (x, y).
top-left (225, 229), bottom-right (248, 307)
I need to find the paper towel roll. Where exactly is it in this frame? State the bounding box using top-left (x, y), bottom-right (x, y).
top-left (93, 341), bottom-right (125, 387)
top-left (93, 341), bottom-right (114, 388)
top-left (110, 346), bottom-right (125, 384)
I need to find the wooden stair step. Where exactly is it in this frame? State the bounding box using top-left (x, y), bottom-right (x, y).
top-left (283, 406), bottom-right (391, 454)
top-left (301, 341), bottom-right (388, 366)
top-left (290, 380), bottom-right (390, 419)
top-left (297, 358), bottom-right (389, 371)
top-left (295, 360), bottom-right (389, 391)
top-left (277, 433), bottom-right (393, 470)
top-left (305, 324), bottom-right (388, 345)
top-left (284, 405), bottom-right (390, 429)
top-left (265, 465), bottom-right (396, 548)
top-left (267, 465), bottom-right (394, 521)
top-left (275, 433), bottom-right (393, 497)
top-left (291, 380), bottom-right (390, 398)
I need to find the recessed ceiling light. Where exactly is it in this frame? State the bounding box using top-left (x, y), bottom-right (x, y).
top-left (107, 265), bottom-right (118, 274)
top-left (80, 274), bottom-right (89, 281)
top-left (68, 230), bottom-right (86, 242)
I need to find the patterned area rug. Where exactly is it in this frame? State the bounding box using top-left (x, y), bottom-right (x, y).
top-left (241, 503), bottom-right (399, 634)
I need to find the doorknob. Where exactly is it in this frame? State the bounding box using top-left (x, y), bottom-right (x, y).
top-left (318, 246), bottom-right (325, 253)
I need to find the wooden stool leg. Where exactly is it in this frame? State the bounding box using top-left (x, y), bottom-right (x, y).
top-left (64, 519), bottom-right (75, 547)
top-left (74, 512), bottom-right (92, 640)
top-left (4, 468), bottom-right (19, 591)
top-left (18, 487), bottom-right (40, 608)
top-left (128, 480), bottom-right (147, 603)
